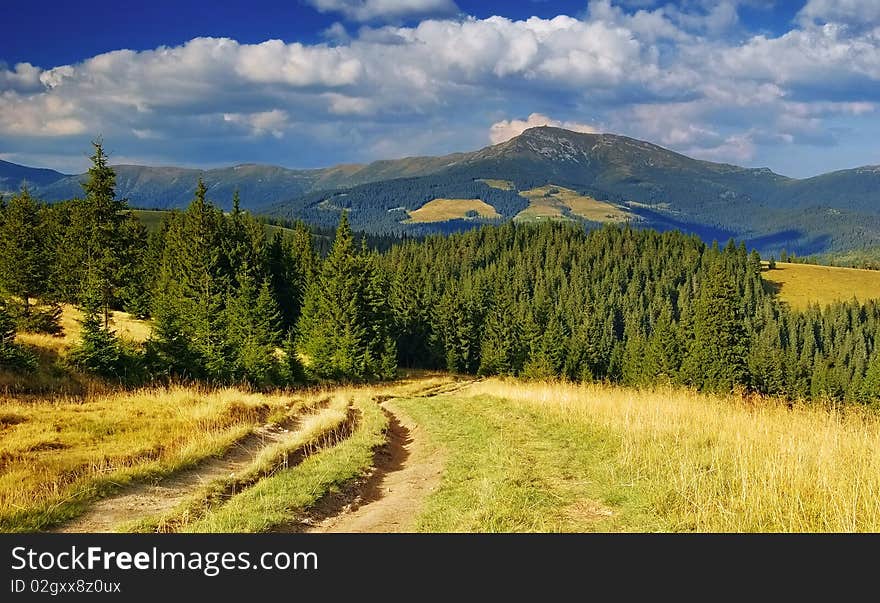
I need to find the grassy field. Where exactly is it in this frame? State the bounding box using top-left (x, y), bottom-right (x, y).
top-left (406, 198), bottom-right (501, 223)
top-left (396, 379), bottom-right (880, 532)
top-left (762, 262), bottom-right (880, 310)
top-left (515, 185), bottom-right (633, 223)
top-left (3, 305), bottom-right (152, 395)
top-left (5, 372), bottom-right (880, 532)
top-left (0, 386), bottom-right (303, 531)
top-left (479, 179), bottom-right (515, 190)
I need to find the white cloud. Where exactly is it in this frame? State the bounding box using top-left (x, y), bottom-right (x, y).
top-left (306, 0), bottom-right (458, 22)
top-left (797, 0), bottom-right (880, 27)
top-left (489, 113), bottom-right (599, 144)
top-left (2, 1), bottom-right (880, 174)
top-left (0, 63), bottom-right (43, 93)
top-left (223, 110), bottom-right (290, 138)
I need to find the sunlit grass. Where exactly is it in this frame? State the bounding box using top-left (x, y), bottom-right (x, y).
top-left (422, 379), bottom-right (880, 532)
top-left (762, 262), bottom-right (880, 310)
top-left (183, 391), bottom-right (389, 533)
top-left (0, 386), bottom-right (300, 532)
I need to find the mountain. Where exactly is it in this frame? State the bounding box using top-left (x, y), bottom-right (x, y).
top-left (6, 126), bottom-right (880, 254)
top-left (269, 127), bottom-right (880, 254)
top-left (0, 160), bottom-right (69, 193)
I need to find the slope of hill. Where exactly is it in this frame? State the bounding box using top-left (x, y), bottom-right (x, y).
top-left (8, 126), bottom-right (880, 254)
top-left (761, 262), bottom-right (880, 310)
top-left (0, 159), bottom-right (69, 193)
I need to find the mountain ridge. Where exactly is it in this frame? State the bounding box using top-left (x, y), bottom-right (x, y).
top-left (3, 126), bottom-right (880, 255)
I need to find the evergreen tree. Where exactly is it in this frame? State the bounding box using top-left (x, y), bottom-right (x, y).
top-left (522, 311), bottom-right (567, 380)
top-left (681, 261), bottom-right (750, 392)
top-left (79, 141), bottom-right (128, 327)
top-left (860, 347), bottom-right (880, 403)
top-left (226, 272), bottom-right (283, 386)
top-left (0, 189), bottom-right (49, 320)
top-left (0, 299), bottom-right (36, 372)
top-left (478, 296), bottom-right (525, 377)
top-left (151, 181), bottom-right (230, 380)
top-left (297, 213), bottom-right (393, 381)
top-left (642, 305), bottom-right (682, 384)
top-left (68, 286), bottom-right (125, 379)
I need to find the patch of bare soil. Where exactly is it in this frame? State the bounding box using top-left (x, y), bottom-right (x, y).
top-left (295, 401), bottom-right (443, 533)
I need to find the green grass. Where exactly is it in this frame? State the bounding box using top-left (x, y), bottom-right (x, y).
top-left (124, 395), bottom-right (352, 532)
top-left (394, 393), bottom-right (654, 532)
top-left (403, 379), bottom-right (880, 532)
top-left (180, 393), bottom-right (389, 533)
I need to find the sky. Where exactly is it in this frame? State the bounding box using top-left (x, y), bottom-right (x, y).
top-left (1, 0), bottom-right (879, 177)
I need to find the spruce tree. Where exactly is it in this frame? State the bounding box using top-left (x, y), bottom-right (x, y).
top-left (68, 284), bottom-right (124, 378)
top-left (151, 181), bottom-right (231, 380)
top-left (643, 305), bottom-right (682, 384)
top-left (80, 141), bottom-right (127, 327)
top-left (477, 295), bottom-right (524, 377)
top-left (226, 271), bottom-right (282, 386)
top-left (0, 299), bottom-right (36, 371)
top-left (0, 189), bottom-right (49, 320)
top-left (298, 212), bottom-right (385, 381)
top-left (682, 261), bottom-right (750, 392)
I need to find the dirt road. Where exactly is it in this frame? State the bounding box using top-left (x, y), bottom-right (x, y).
top-left (302, 400), bottom-right (443, 533)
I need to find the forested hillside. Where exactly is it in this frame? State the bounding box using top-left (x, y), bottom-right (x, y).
top-left (6, 127), bottom-right (880, 256)
top-left (3, 143), bottom-right (880, 403)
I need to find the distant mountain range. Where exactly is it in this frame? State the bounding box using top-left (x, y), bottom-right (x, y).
top-left (4, 127), bottom-right (880, 255)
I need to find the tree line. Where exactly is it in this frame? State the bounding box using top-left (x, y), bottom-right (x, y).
top-left (4, 143), bottom-right (880, 403)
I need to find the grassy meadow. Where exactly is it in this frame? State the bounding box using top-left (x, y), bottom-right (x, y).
top-left (0, 386), bottom-right (303, 531)
top-left (762, 262), bottom-right (880, 310)
top-left (397, 379), bottom-right (880, 532)
top-left (515, 185), bottom-right (634, 223)
top-left (3, 304), bottom-right (151, 395)
top-left (6, 298), bottom-right (880, 533)
top-left (406, 198), bottom-right (501, 223)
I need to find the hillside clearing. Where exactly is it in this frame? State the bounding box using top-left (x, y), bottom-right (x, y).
top-left (515, 185), bottom-right (633, 223)
top-left (15, 303), bottom-right (151, 355)
top-left (479, 179), bottom-right (515, 190)
top-left (4, 304), bottom-right (153, 395)
top-left (406, 198), bottom-right (501, 223)
top-left (762, 262), bottom-right (880, 309)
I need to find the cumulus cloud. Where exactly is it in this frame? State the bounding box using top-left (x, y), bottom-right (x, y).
top-left (797, 0), bottom-right (880, 27)
top-left (3, 1), bottom-right (880, 174)
top-left (0, 63), bottom-right (44, 93)
top-left (223, 110), bottom-right (290, 138)
top-left (305, 0), bottom-right (458, 22)
top-left (489, 113), bottom-right (599, 144)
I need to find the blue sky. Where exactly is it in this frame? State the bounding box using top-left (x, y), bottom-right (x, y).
top-left (1, 0), bottom-right (879, 177)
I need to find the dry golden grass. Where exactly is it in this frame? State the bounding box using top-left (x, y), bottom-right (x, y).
top-left (3, 304), bottom-right (153, 396)
top-left (15, 304), bottom-right (152, 355)
top-left (762, 262), bottom-right (880, 310)
top-left (406, 199), bottom-right (501, 223)
top-left (462, 379), bottom-right (880, 532)
top-left (479, 179), bottom-right (515, 190)
top-left (0, 372), bottom-right (456, 532)
top-left (0, 386), bottom-right (303, 531)
top-left (515, 185), bottom-right (633, 223)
